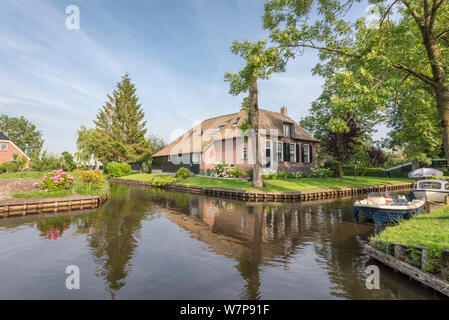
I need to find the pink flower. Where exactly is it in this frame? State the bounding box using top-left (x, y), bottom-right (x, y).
top-left (44, 189), bottom-right (49, 192)
top-left (33, 182), bottom-right (39, 186)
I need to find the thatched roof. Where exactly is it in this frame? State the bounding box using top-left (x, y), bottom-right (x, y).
top-left (153, 108), bottom-right (318, 157)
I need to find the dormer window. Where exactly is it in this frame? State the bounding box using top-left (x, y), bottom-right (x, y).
top-left (283, 123), bottom-right (291, 138)
top-left (215, 125), bottom-right (225, 133)
top-left (233, 117), bottom-right (240, 127)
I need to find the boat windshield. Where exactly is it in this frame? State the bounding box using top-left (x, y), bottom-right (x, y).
top-left (418, 181), bottom-right (442, 189)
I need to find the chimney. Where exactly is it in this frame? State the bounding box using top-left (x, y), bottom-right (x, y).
top-left (280, 106), bottom-right (287, 116)
top-left (3, 131), bottom-right (8, 137)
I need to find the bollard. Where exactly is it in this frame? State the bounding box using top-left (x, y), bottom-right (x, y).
top-left (445, 195), bottom-right (449, 205)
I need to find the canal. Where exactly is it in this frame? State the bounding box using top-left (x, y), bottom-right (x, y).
top-left (0, 183), bottom-right (444, 299)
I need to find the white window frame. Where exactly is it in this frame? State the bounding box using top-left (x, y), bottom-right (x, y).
top-left (283, 123), bottom-right (291, 138)
top-left (290, 143), bottom-right (296, 162)
top-left (266, 140), bottom-right (271, 168)
top-left (303, 144), bottom-right (310, 163)
top-left (0, 143), bottom-right (7, 151)
top-left (242, 146), bottom-right (248, 160)
top-left (277, 141), bottom-right (283, 162)
top-left (233, 117), bottom-right (240, 127)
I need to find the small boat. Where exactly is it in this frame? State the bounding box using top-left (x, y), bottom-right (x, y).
top-left (354, 192), bottom-right (425, 224)
top-left (411, 179), bottom-right (449, 203)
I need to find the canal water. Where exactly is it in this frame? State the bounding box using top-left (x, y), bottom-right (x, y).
top-left (0, 183), bottom-right (444, 299)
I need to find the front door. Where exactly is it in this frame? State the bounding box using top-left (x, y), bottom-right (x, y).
top-left (265, 140), bottom-right (271, 168)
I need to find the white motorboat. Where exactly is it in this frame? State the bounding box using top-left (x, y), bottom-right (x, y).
top-left (411, 179), bottom-right (449, 203)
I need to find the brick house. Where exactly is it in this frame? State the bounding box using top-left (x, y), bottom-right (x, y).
top-left (152, 107), bottom-right (319, 175)
top-left (0, 132), bottom-right (31, 167)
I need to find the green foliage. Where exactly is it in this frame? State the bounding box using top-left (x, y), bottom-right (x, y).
top-left (210, 164), bottom-right (247, 178)
top-left (322, 160), bottom-right (340, 177)
top-left (175, 167), bottom-right (191, 179)
top-left (151, 176), bottom-right (180, 188)
top-left (75, 125), bottom-right (101, 168)
top-left (76, 169), bottom-right (105, 187)
top-left (31, 150), bottom-right (62, 171)
top-left (61, 151), bottom-right (76, 171)
top-left (105, 162), bottom-right (131, 178)
top-left (0, 114), bottom-right (43, 157)
top-left (343, 167), bottom-right (386, 177)
top-left (94, 74), bottom-right (150, 163)
top-left (0, 161), bottom-right (18, 173)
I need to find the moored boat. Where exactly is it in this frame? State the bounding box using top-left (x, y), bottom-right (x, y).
top-left (411, 179), bottom-right (449, 203)
top-left (354, 192), bottom-right (425, 224)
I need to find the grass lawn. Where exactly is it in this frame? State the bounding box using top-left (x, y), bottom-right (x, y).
top-left (0, 171), bottom-right (109, 198)
top-left (120, 173), bottom-right (413, 192)
top-left (372, 205), bottom-right (449, 251)
top-left (117, 173), bottom-right (169, 182)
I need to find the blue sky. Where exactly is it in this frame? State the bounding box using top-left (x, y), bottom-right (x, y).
top-left (0, 0), bottom-right (373, 155)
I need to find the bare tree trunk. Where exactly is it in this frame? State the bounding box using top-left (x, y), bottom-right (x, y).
top-left (339, 162), bottom-right (343, 181)
top-left (95, 159), bottom-right (99, 171)
top-left (249, 80), bottom-right (264, 188)
top-left (437, 86), bottom-right (449, 161)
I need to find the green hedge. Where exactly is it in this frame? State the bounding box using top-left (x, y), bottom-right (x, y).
top-left (105, 162), bottom-right (132, 177)
top-left (343, 166), bottom-right (386, 177)
top-left (0, 161), bottom-right (19, 173)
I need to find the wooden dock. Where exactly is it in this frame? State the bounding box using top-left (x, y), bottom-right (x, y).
top-left (110, 178), bottom-right (413, 202)
top-left (0, 193), bottom-right (109, 218)
top-left (364, 244), bottom-right (449, 297)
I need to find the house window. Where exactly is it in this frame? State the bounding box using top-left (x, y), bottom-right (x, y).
top-left (283, 123), bottom-right (291, 138)
top-left (192, 153), bottom-right (200, 163)
top-left (233, 117), bottom-right (240, 127)
top-left (290, 143), bottom-right (296, 162)
top-left (277, 141), bottom-right (283, 162)
top-left (302, 144), bottom-right (310, 163)
top-left (215, 125), bottom-right (225, 133)
top-left (266, 140), bottom-right (271, 168)
top-left (0, 144), bottom-right (7, 151)
top-left (242, 147), bottom-right (247, 160)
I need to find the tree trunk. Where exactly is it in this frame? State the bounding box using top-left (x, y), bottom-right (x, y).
top-left (354, 162), bottom-right (357, 180)
top-left (339, 162), bottom-right (343, 181)
top-left (437, 86), bottom-right (449, 161)
top-left (95, 159), bottom-right (99, 171)
top-left (249, 80), bottom-right (264, 188)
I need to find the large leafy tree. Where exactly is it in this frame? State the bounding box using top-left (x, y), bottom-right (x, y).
top-left (263, 0), bottom-right (449, 159)
top-left (75, 125), bottom-right (102, 169)
top-left (225, 40), bottom-right (285, 188)
top-left (94, 74), bottom-right (150, 164)
top-left (0, 114), bottom-right (43, 157)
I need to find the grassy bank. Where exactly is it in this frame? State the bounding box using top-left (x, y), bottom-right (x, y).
top-left (1, 171), bottom-right (109, 198)
top-left (119, 174), bottom-right (412, 192)
top-left (372, 205), bottom-right (449, 251)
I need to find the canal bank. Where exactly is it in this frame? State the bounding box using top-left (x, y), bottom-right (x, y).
top-left (110, 178), bottom-right (414, 202)
top-left (366, 205), bottom-right (449, 297)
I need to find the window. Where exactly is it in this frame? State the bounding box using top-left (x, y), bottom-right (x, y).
top-left (0, 144), bottom-right (7, 151)
top-left (277, 142), bottom-right (283, 162)
top-left (233, 117), bottom-right (240, 127)
top-left (302, 144), bottom-right (310, 163)
top-left (290, 143), bottom-right (295, 162)
top-left (192, 153), bottom-right (200, 163)
top-left (283, 123), bottom-right (291, 138)
top-left (419, 181), bottom-right (442, 190)
top-left (266, 140), bottom-right (271, 168)
top-left (242, 147), bottom-right (247, 160)
top-left (215, 125), bottom-right (225, 133)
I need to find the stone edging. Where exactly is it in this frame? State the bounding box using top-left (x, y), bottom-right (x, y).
top-left (0, 193), bottom-right (109, 218)
top-left (364, 244), bottom-right (449, 297)
top-left (110, 178), bottom-right (413, 202)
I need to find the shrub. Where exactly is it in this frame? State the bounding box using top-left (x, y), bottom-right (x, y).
top-left (308, 167), bottom-right (333, 178)
top-left (343, 166), bottom-right (386, 177)
top-left (294, 171), bottom-right (307, 178)
top-left (106, 162), bottom-right (131, 177)
top-left (322, 160), bottom-right (340, 177)
top-left (152, 176), bottom-right (179, 188)
top-left (77, 170), bottom-right (105, 187)
top-left (39, 169), bottom-right (75, 192)
top-left (263, 168), bottom-right (277, 179)
top-left (210, 163), bottom-right (233, 178)
top-left (31, 151), bottom-right (63, 171)
top-left (229, 166), bottom-right (247, 178)
top-left (0, 161), bottom-right (18, 173)
top-left (175, 167), bottom-right (191, 179)
top-left (275, 171), bottom-right (288, 179)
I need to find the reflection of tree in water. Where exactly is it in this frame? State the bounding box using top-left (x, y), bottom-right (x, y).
top-left (85, 184), bottom-right (155, 299)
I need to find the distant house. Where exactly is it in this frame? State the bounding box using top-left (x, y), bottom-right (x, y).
top-left (0, 131), bottom-right (31, 167)
top-left (152, 107), bottom-right (319, 175)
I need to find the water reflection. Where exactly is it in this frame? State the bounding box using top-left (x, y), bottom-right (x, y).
top-left (0, 184), bottom-right (443, 300)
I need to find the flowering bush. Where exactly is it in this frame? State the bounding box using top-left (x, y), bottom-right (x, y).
top-left (294, 171), bottom-right (308, 178)
top-left (105, 162), bottom-right (131, 177)
top-left (40, 169), bottom-right (75, 192)
top-left (308, 167), bottom-right (333, 178)
top-left (77, 170), bottom-right (105, 187)
top-left (210, 164), bottom-right (233, 178)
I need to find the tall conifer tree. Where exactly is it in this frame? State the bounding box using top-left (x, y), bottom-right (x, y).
top-left (94, 74), bottom-right (149, 163)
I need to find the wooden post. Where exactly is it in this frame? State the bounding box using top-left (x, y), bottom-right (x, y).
top-left (445, 195), bottom-right (449, 205)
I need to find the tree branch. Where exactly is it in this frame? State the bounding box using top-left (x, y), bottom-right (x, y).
top-left (283, 43), bottom-right (362, 58)
top-left (401, 0), bottom-right (425, 31)
top-left (392, 62), bottom-right (436, 86)
top-left (437, 29), bottom-right (449, 39)
top-left (380, 0), bottom-right (400, 28)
